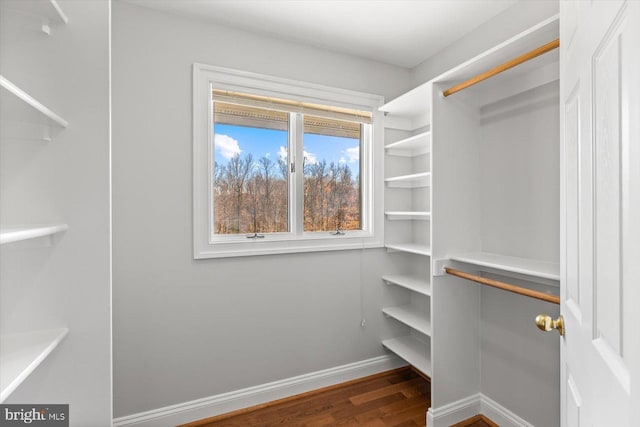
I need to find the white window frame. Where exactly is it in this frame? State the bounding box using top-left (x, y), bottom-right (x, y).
top-left (193, 64), bottom-right (384, 259)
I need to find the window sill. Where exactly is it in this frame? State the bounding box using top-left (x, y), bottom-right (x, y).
top-left (194, 236), bottom-right (384, 259)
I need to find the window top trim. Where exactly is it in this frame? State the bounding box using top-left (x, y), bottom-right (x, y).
top-left (195, 63), bottom-right (384, 112)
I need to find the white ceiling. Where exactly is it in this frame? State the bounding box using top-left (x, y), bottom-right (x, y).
top-left (122, 0), bottom-right (518, 68)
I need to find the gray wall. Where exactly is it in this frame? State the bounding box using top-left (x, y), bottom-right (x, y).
top-left (411, 0), bottom-right (559, 85)
top-left (112, 1), bottom-right (412, 417)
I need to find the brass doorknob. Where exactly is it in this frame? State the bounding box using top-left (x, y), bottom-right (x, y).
top-left (535, 314), bottom-right (565, 336)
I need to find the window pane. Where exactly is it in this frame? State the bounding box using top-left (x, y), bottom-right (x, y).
top-left (213, 102), bottom-right (289, 235)
top-left (303, 115), bottom-right (361, 232)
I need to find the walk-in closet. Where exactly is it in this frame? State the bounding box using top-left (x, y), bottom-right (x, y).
top-left (2, 1), bottom-right (639, 426)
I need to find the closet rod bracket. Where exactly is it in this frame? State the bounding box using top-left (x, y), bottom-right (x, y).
top-left (432, 258), bottom-right (449, 276)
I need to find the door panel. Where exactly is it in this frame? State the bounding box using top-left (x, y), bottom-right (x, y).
top-left (561, 1), bottom-right (639, 426)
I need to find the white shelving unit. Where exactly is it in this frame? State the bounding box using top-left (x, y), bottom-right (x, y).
top-left (385, 243), bottom-right (431, 256)
top-left (379, 16), bottom-right (562, 425)
top-left (382, 336), bottom-right (431, 377)
top-left (0, 75), bottom-right (68, 140)
top-left (385, 172), bottom-right (431, 188)
top-left (385, 131), bottom-right (431, 157)
top-left (379, 83), bottom-right (431, 131)
top-left (380, 79), bottom-right (432, 379)
top-left (0, 225), bottom-right (69, 245)
top-left (450, 252), bottom-right (560, 281)
top-left (0, 328), bottom-right (68, 403)
top-left (0, 0), bottom-right (92, 408)
top-left (382, 305), bottom-right (432, 336)
top-left (382, 274), bottom-right (431, 296)
top-left (423, 15), bottom-right (561, 426)
top-left (385, 211), bottom-right (430, 220)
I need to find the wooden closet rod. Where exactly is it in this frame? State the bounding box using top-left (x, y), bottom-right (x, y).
top-left (444, 267), bottom-right (560, 305)
top-left (443, 38), bottom-right (560, 97)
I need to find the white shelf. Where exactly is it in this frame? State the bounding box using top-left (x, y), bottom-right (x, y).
top-left (382, 336), bottom-right (431, 377)
top-left (383, 305), bottom-right (431, 336)
top-left (379, 82), bottom-right (431, 131)
top-left (0, 75), bottom-right (68, 140)
top-left (434, 15), bottom-right (558, 96)
top-left (1, 0), bottom-right (68, 29)
top-left (385, 132), bottom-right (431, 157)
top-left (385, 243), bottom-right (431, 256)
top-left (385, 172), bottom-right (431, 188)
top-left (385, 211), bottom-right (430, 220)
top-left (0, 225), bottom-right (69, 245)
top-left (382, 274), bottom-right (431, 296)
top-left (0, 328), bottom-right (69, 403)
top-left (450, 251), bottom-right (560, 281)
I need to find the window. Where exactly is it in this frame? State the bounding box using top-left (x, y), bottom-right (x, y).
top-left (193, 64), bottom-right (384, 258)
top-left (213, 102), bottom-right (290, 235)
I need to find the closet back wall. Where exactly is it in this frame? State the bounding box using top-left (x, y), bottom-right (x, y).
top-left (112, 1), bottom-right (412, 418)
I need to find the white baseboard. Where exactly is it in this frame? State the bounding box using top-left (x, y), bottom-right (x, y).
top-left (427, 393), bottom-right (533, 427)
top-left (113, 354), bottom-right (406, 427)
top-left (480, 394), bottom-right (534, 427)
top-left (427, 393), bottom-right (483, 427)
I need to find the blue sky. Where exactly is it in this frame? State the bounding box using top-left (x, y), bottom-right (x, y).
top-left (214, 124), bottom-right (360, 176)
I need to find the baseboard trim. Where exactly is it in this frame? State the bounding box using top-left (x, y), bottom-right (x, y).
top-left (427, 393), bottom-right (533, 427)
top-left (480, 394), bottom-right (534, 427)
top-left (113, 354), bottom-right (406, 427)
top-left (427, 393), bottom-right (483, 427)
top-left (450, 414), bottom-right (499, 427)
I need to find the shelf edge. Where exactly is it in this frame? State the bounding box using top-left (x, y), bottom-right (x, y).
top-left (0, 75), bottom-right (68, 129)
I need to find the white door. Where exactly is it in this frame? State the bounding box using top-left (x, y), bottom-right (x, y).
top-left (559, 0), bottom-right (640, 426)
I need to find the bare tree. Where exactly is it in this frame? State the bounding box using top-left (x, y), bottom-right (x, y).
top-left (225, 153), bottom-right (253, 232)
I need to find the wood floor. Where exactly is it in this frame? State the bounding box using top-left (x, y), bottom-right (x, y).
top-left (184, 367), bottom-right (431, 427)
top-left (182, 367), bottom-right (495, 427)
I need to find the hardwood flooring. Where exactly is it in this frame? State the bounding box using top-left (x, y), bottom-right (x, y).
top-left (182, 367), bottom-right (495, 427)
top-left (451, 414), bottom-right (497, 427)
top-left (183, 367), bottom-right (431, 427)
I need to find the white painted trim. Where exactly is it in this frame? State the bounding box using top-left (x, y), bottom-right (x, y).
top-left (427, 393), bottom-right (482, 427)
top-left (192, 64), bottom-right (385, 259)
top-left (427, 393), bottom-right (533, 427)
top-left (481, 394), bottom-right (534, 427)
top-left (113, 355), bottom-right (406, 427)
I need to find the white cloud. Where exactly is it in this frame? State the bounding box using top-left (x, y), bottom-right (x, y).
top-left (345, 146), bottom-right (359, 163)
top-left (215, 134), bottom-right (241, 160)
top-left (304, 150), bottom-right (318, 165)
top-left (339, 157), bottom-right (347, 164)
top-left (278, 146), bottom-right (288, 160)
top-left (265, 152), bottom-right (271, 158)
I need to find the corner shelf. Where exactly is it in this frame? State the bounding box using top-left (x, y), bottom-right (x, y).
top-left (385, 211), bottom-right (430, 220)
top-left (383, 305), bottom-right (432, 336)
top-left (385, 172), bottom-right (431, 188)
top-left (449, 251), bottom-right (560, 281)
top-left (0, 328), bottom-right (69, 403)
top-left (382, 336), bottom-right (431, 377)
top-left (385, 243), bottom-right (431, 256)
top-left (0, 225), bottom-right (69, 245)
top-left (0, 76), bottom-right (68, 141)
top-left (379, 82), bottom-right (431, 131)
top-left (382, 274), bottom-right (431, 296)
top-left (385, 132), bottom-right (431, 157)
